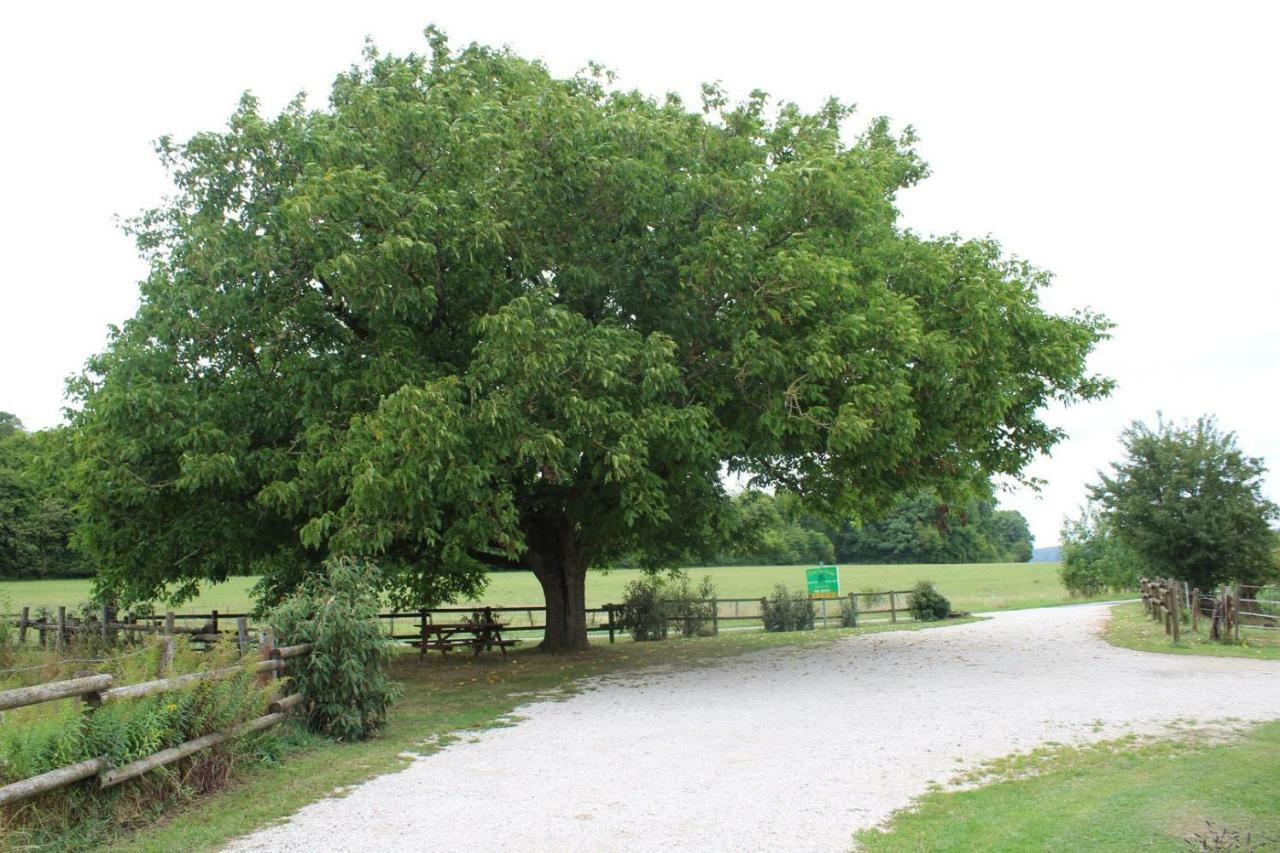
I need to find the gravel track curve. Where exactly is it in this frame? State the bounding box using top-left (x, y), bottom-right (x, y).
top-left (227, 604), bottom-right (1280, 852)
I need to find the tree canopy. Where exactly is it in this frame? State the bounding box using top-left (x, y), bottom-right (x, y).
top-left (0, 414), bottom-right (85, 579)
top-left (1089, 415), bottom-right (1278, 591)
top-left (1058, 502), bottom-right (1142, 596)
top-left (69, 30), bottom-right (1110, 648)
top-left (711, 488), bottom-right (1033, 566)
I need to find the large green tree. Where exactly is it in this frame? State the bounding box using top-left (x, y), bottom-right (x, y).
top-left (1090, 415), bottom-right (1278, 591)
top-left (70, 31), bottom-right (1109, 649)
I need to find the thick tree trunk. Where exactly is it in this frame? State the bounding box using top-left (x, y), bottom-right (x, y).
top-left (533, 557), bottom-right (590, 651)
top-left (526, 516), bottom-right (591, 651)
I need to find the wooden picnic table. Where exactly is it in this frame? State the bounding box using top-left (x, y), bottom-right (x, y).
top-left (417, 618), bottom-right (517, 659)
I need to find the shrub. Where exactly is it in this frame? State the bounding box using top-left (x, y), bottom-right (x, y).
top-left (619, 574), bottom-right (668, 641)
top-left (909, 580), bottom-right (951, 621)
top-left (269, 557), bottom-right (401, 741)
top-left (617, 571), bottom-right (718, 640)
top-left (668, 572), bottom-right (718, 638)
top-left (763, 585), bottom-right (815, 632)
top-left (839, 596), bottom-right (859, 628)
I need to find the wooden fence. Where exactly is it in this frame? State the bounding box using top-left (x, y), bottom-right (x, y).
top-left (1139, 577), bottom-right (1278, 643)
top-left (11, 606), bottom-right (255, 651)
top-left (7, 589), bottom-right (919, 651)
top-left (0, 635), bottom-right (312, 807)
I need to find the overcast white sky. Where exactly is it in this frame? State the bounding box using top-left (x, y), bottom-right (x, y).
top-left (1, 1), bottom-right (1276, 548)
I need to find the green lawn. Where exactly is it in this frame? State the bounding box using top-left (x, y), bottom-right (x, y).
top-left (856, 722), bottom-right (1280, 851)
top-left (2, 561), bottom-right (1119, 620)
top-left (104, 617), bottom-right (979, 853)
top-left (1105, 602), bottom-right (1280, 661)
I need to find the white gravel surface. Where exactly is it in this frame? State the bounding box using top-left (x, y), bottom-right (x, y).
top-left (227, 604), bottom-right (1280, 852)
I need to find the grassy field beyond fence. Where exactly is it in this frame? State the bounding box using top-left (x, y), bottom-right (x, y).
top-left (1, 561), bottom-right (1118, 622)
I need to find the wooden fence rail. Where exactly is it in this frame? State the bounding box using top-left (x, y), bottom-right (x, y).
top-left (0, 638), bottom-right (313, 807)
top-left (1139, 578), bottom-right (1278, 644)
top-left (7, 589), bottom-right (918, 650)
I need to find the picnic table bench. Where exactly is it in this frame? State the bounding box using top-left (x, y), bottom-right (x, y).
top-left (416, 612), bottom-right (518, 659)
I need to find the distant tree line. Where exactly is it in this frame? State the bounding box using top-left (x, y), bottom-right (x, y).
top-left (699, 488), bottom-right (1033, 566)
top-left (0, 412), bottom-right (88, 579)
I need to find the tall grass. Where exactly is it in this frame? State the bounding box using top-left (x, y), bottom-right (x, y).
top-left (0, 634), bottom-right (281, 851)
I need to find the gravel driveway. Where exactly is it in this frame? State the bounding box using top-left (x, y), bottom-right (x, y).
top-left (227, 604), bottom-right (1280, 852)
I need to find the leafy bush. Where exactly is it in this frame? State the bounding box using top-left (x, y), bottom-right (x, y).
top-left (619, 574), bottom-right (667, 641)
top-left (269, 557), bottom-right (401, 741)
top-left (909, 580), bottom-right (951, 621)
top-left (618, 571), bottom-right (718, 641)
top-left (839, 596), bottom-right (859, 628)
top-left (668, 572), bottom-right (718, 638)
top-left (762, 585), bottom-right (815, 632)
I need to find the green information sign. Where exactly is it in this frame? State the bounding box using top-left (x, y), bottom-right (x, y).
top-left (806, 565), bottom-right (840, 598)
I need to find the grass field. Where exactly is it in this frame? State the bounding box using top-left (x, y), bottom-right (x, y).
top-left (1105, 602), bottom-right (1280, 661)
top-left (857, 722), bottom-right (1280, 851)
top-left (103, 618), bottom-right (978, 853)
top-left (1, 561), bottom-right (1123, 619)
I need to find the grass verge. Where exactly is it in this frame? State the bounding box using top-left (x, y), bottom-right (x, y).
top-left (855, 717), bottom-right (1280, 850)
top-left (854, 721), bottom-right (1280, 851)
top-left (109, 617), bottom-right (979, 852)
top-left (1105, 603), bottom-right (1280, 661)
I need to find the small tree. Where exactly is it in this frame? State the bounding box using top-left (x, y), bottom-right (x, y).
top-left (1091, 416), bottom-right (1279, 590)
top-left (1059, 503), bottom-right (1142, 596)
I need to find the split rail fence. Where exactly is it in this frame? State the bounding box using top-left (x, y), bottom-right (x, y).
top-left (1139, 577), bottom-right (1279, 643)
top-left (0, 635), bottom-right (312, 808)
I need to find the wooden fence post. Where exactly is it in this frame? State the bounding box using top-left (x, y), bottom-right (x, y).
top-left (760, 597), bottom-right (768, 631)
top-left (1163, 583), bottom-right (1172, 636)
top-left (606, 604), bottom-right (616, 644)
top-left (56, 606), bottom-right (66, 650)
top-left (1168, 586), bottom-right (1180, 643)
top-left (256, 629), bottom-right (276, 688)
top-left (101, 606), bottom-right (110, 643)
top-left (1234, 584), bottom-right (1242, 641)
top-left (236, 617), bottom-right (249, 655)
top-left (711, 599), bottom-right (719, 636)
top-left (157, 636), bottom-right (176, 677)
top-left (18, 607), bottom-right (29, 644)
top-left (211, 609), bottom-right (219, 636)
top-left (164, 611), bottom-right (175, 636)
top-left (889, 592), bottom-right (898, 623)
top-left (1191, 589), bottom-right (1199, 633)
top-left (73, 670), bottom-right (96, 711)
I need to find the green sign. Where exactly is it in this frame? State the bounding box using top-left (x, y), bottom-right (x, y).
top-left (806, 565), bottom-right (840, 598)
